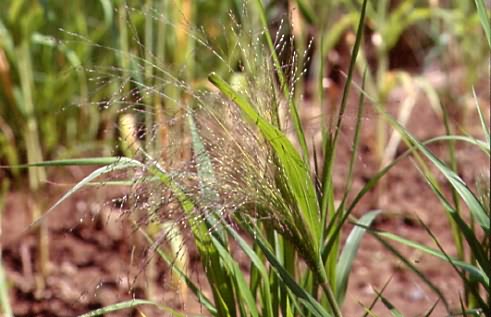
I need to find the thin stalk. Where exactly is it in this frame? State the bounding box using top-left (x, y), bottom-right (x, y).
top-left (252, 0), bottom-right (310, 163)
top-left (144, 0), bottom-right (155, 153)
top-left (18, 41), bottom-right (48, 290)
top-left (0, 179), bottom-right (13, 317)
top-left (155, 0), bottom-right (168, 161)
top-left (440, 104), bottom-right (464, 259)
top-left (289, 0), bottom-right (306, 106)
top-left (143, 0), bottom-right (157, 299)
top-left (317, 264), bottom-right (343, 317)
top-left (372, 0), bottom-right (390, 165)
top-left (321, 0), bottom-right (368, 229)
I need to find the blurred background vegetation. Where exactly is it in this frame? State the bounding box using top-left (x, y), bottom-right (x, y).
top-left (0, 0), bottom-right (488, 175)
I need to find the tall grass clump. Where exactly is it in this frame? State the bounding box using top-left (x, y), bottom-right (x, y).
top-left (3, 1), bottom-right (490, 316)
top-left (15, 2), bottom-right (385, 316)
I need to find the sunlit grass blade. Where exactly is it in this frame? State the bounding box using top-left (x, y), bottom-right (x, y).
top-left (473, 88), bottom-right (490, 146)
top-left (0, 261), bottom-right (12, 317)
top-left (226, 223), bottom-right (274, 317)
top-left (418, 218), bottom-right (488, 309)
top-left (244, 224), bottom-right (332, 317)
top-left (19, 157), bottom-right (143, 228)
top-left (380, 111), bottom-right (490, 233)
top-left (336, 210), bottom-right (380, 304)
top-left (211, 235), bottom-right (260, 317)
top-left (374, 231), bottom-right (489, 288)
top-left (77, 299), bottom-right (181, 317)
top-left (474, 0), bottom-right (491, 48)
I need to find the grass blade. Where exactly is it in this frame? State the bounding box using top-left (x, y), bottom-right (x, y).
top-left (0, 259), bottom-right (12, 317)
top-left (361, 277), bottom-right (393, 317)
top-left (473, 88), bottom-right (490, 146)
top-left (29, 157), bottom-right (143, 227)
top-left (373, 288), bottom-right (405, 317)
top-left (370, 232), bottom-right (449, 310)
top-left (422, 300), bottom-right (439, 317)
top-left (77, 299), bottom-right (158, 317)
top-left (211, 235), bottom-right (260, 317)
top-left (474, 0), bottom-right (491, 48)
top-left (374, 231), bottom-right (489, 288)
top-left (226, 224), bottom-right (274, 317)
top-left (245, 224), bottom-right (332, 317)
top-left (336, 210), bottom-right (380, 304)
top-left (380, 111), bottom-right (490, 233)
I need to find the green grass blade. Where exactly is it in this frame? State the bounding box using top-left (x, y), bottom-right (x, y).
top-left (188, 113), bottom-right (241, 316)
top-left (420, 135), bottom-right (489, 155)
top-left (418, 218), bottom-right (488, 309)
top-left (98, 0), bottom-right (114, 29)
top-left (361, 277), bottom-right (392, 317)
top-left (1, 157), bottom-right (130, 168)
top-left (336, 210), bottom-right (380, 304)
top-left (373, 289), bottom-right (405, 317)
top-left (473, 88), bottom-right (490, 146)
top-left (251, 0), bottom-right (310, 163)
top-left (226, 224), bottom-right (274, 317)
top-left (30, 157), bottom-right (143, 228)
top-left (341, 69), bottom-right (368, 203)
top-left (474, 0), bottom-right (491, 48)
top-left (0, 180), bottom-right (12, 317)
top-left (294, 0), bottom-right (316, 24)
top-left (374, 231), bottom-right (489, 288)
top-left (370, 232), bottom-right (449, 310)
top-left (189, 113), bottom-right (217, 202)
top-left (77, 299), bottom-right (158, 317)
top-left (330, 0), bottom-right (367, 149)
top-left (321, 0), bottom-right (368, 217)
top-left (380, 112), bottom-right (490, 233)
top-left (211, 235), bottom-right (260, 317)
top-left (144, 155), bottom-right (236, 317)
top-left (0, 258), bottom-right (12, 317)
top-left (324, 134), bottom-right (489, 262)
top-left (421, 171), bottom-right (491, 275)
top-left (246, 224), bottom-right (332, 317)
top-left (188, 112), bottom-right (226, 241)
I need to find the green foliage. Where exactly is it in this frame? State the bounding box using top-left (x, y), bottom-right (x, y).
top-left (1, 0), bottom-right (489, 316)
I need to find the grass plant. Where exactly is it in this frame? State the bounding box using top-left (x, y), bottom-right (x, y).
top-left (0, 1), bottom-right (489, 316)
